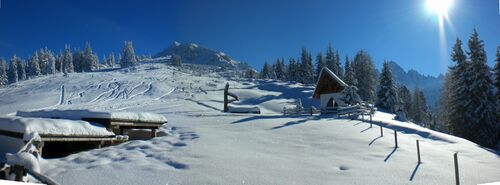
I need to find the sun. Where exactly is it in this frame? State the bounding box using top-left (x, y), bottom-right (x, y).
top-left (426, 0), bottom-right (453, 17)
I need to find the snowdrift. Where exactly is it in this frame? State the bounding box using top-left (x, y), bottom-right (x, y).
top-left (16, 109), bottom-right (167, 123)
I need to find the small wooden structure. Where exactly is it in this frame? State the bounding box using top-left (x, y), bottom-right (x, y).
top-left (223, 83), bottom-right (239, 112)
top-left (16, 110), bottom-right (168, 138)
top-left (223, 83), bottom-right (260, 114)
top-left (313, 67), bottom-right (349, 113)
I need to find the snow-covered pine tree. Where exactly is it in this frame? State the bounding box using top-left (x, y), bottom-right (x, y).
top-left (102, 55), bottom-right (108, 67)
top-left (325, 43), bottom-right (335, 72)
top-left (494, 46), bottom-right (500, 143)
top-left (120, 41), bottom-right (137, 68)
top-left (464, 29), bottom-right (496, 147)
top-left (260, 62), bottom-right (272, 79)
top-left (28, 52), bottom-right (41, 78)
top-left (343, 56), bottom-right (357, 87)
top-left (55, 51), bottom-right (63, 73)
top-left (274, 58), bottom-right (286, 80)
top-left (315, 52), bottom-right (325, 80)
top-left (287, 58), bottom-right (298, 82)
top-left (8, 55), bottom-right (19, 84)
top-left (352, 50), bottom-right (377, 102)
top-left (82, 42), bottom-right (95, 72)
top-left (334, 50), bottom-right (344, 79)
top-left (109, 53), bottom-right (115, 67)
top-left (375, 61), bottom-right (398, 113)
top-left (448, 38), bottom-right (470, 138)
top-left (37, 49), bottom-right (48, 75)
top-left (411, 88), bottom-right (430, 125)
top-left (300, 47), bottom-right (314, 84)
top-left (397, 85), bottom-right (412, 121)
top-left (340, 86), bottom-right (362, 105)
top-left (63, 45), bottom-right (74, 74)
top-left (436, 73), bottom-right (453, 133)
top-left (72, 49), bottom-right (83, 72)
top-left (17, 60), bottom-right (26, 81)
top-left (47, 51), bottom-right (56, 74)
top-left (0, 59), bottom-right (8, 87)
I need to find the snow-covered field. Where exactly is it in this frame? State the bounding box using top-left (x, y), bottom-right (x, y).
top-left (0, 63), bottom-right (498, 185)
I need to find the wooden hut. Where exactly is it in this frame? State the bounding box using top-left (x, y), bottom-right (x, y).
top-left (312, 67), bottom-right (349, 113)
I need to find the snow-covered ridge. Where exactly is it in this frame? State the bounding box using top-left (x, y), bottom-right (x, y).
top-left (154, 41), bottom-right (244, 68)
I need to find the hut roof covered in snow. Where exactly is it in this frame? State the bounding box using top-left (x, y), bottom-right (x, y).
top-left (0, 116), bottom-right (114, 139)
top-left (313, 67), bottom-right (348, 99)
top-left (16, 109), bottom-right (168, 124)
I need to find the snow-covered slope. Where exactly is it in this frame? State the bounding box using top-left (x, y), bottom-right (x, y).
top-left (154, 42), bottom-right (246, 69)
top-left (0, 63), bottom-right (498, 185)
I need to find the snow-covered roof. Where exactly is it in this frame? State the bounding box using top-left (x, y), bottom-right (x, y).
top-left (313, 67), bottom-right (348, 99)
top-left (0, 116), bottom-right (114, 138)
top-left (16, 109), bottom-right (168, 123)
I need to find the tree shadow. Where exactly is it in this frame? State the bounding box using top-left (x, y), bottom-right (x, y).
top-left (271, 119), bottom-right (309, 130)
top-left (409, 163), bottom-right (421, 181)
top-left (368, 136), bottom-right (382, 146)
top-left (384, 148), bottom-right (397, 162)
top-left (360, 127), bottom-right (371, 133)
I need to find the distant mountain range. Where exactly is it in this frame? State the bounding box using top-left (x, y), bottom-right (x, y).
top-left (154, 42), bottom-right (443, 109)
top-left (386, 61), bottom-right (443, 108)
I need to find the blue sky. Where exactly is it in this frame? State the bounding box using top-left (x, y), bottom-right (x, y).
top-left (0, 0), bottom-right (499, 76)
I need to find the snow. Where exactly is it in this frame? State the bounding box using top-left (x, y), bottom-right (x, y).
top-left (0, 116), bottom-right (113, 137)
top-left (6, 152), bottom-right (40, 173)
top-left (0, 62), bottom-right (498, 185)
top-left (227, 105), bottom-right (261, 114)
top-left (16, 109), bottom-right (167, 123)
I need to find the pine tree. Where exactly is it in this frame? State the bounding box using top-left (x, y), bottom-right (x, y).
top-left (287, 58), bottom-right (298, 82)
top-left (315, 52), bottom-right (325, 80)
top-left (261, 62), bottom-right (272, 79)
top-left (274, 58), bottom-right (286, 80)
top-left (436, 73), bottom-right (453, 133)
top-left (109, 53), bottom-right (115, 67)
top-left (334, 50), bottom-right (344, 79)
top-left (0, 59), bottom-right (8, 87)
top-left (102, 56), bottom-right (108, 66)
top-left (28, 52), bottom-right (41, 78)
top-left (63, 45), bottom-right (74, 74)
top-left (494, 46), bottom-right (500, 143)
top-left (17, 61), bottom-right (26, 81)
top-left (72, 49), bottom-right (82, 72)
top-left (300, 47), bottom-right (314, 83)
top-left (325, 42), bottom-right (335, 72)
top-left (398, 85), bottom-right (412, 119)
top-left (352, 50), bottom-right (377, 102)
top-left (82, 42), bottom-right (95, 72)
top-left (448, 38), bottom-right (470, 138)
top-left (38, 48), bottom-right (48, 75)
top-left (120, 41), bottom-right (137, 68)
top-left (8, 55), bottom-right (19, 84)
top-left (340, 86), bottom-right (362, 105)
top-left (465, 29), bottom-right (496, 147)
top-left (411, 88), bottom-right (430, 125)
top-left (55, 51), bottom-right (63, 73)
top-left (376, 61), bottom-right (398, 113)
top-left (343, 56), bottom-right (357, 86)
top-left (47, 51), bottom-right (56, 74)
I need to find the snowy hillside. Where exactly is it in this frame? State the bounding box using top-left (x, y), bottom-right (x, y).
top-left (0, 63), bottom-right (498, 185)
top-left (154, 42), bottom-right (248, 69)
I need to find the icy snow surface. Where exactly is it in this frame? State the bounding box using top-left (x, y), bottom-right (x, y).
top-left (17, 109), bottom-right (167, 123)
top-left (0, 63), bottom-right (498, 185)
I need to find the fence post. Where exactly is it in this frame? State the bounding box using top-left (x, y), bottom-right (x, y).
top-left (394, 130), bottom-right (398, 148)
top-left (380, 125), bottom-right (383, 137)
top-left (454, 152), bottom-right (460, 185)
top-left (369, 114), bottom-right (372, 128)
top-left (416, 140), bottom-right (421, 163)
top-left (14, 165), bottom-right (24, 181)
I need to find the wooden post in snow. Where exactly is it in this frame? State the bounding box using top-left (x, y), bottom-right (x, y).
top-left (380, 125), bottom-right (383, 137)
top-left (369, 114), bottom-right (372, 128)
top-left (416, 140), bottom-right (421, 163)
top-left (454, 152), bottom-right (460, 185)
top-left (394, 130), bottom-right (398, 148)
top-left (13, 165), bottom-right (25, 181)
top-left (223, 83), bottom-right (239, 112)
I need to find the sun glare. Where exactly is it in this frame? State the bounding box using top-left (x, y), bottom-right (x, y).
top-left (426, 0), bottom-right (453, 17)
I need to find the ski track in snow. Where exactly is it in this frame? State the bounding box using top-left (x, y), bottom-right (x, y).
top-left (156, 87), bottom-right (176, 100)
top-left (128, 83), bottom-right (153, 100)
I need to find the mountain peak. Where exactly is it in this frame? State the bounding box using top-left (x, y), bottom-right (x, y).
top-left (154, 42), bottom-right (242, 68)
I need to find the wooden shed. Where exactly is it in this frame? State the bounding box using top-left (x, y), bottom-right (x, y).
top-left (312, 67), bottom-right (349, 112)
